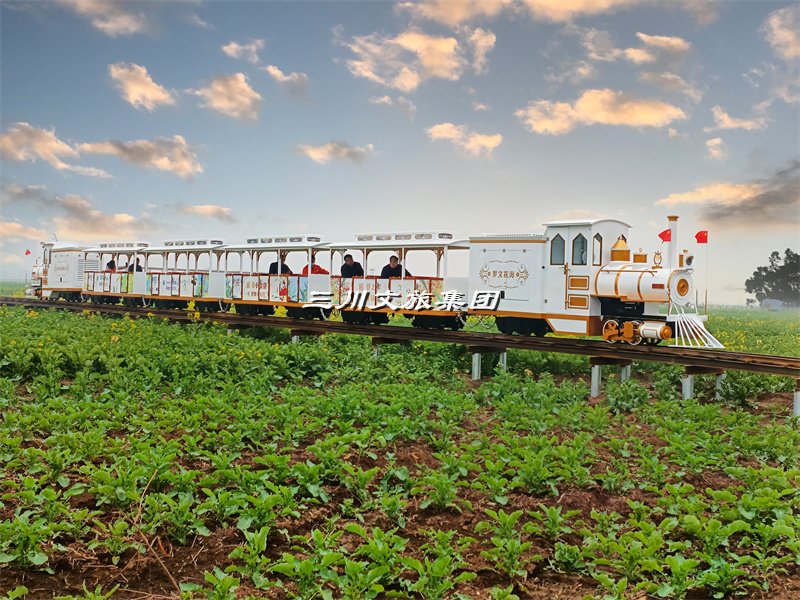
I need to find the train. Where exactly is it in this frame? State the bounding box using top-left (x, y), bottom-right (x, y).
top-left (26, 215), bottom-right (722, 348)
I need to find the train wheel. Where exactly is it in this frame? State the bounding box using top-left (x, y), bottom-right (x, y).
top-left (496, 317), bottom-right (515, 335)
top-left (531, 320), bottom-right (550, 337)
top-left (602, 319), bottom-right (619, 343)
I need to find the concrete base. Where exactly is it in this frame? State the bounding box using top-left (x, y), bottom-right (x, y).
top-left (291, 335), bottom-right (299, 344)
top-left (681, 375), bottom-right (695, 400)
top-left (471, 353), bottom-right (482, 381)
top-left (620, 365), bottom-right (632, 382)
top-left (591, 364), bottom-right (602, 398)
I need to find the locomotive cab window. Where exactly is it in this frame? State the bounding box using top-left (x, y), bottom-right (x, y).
top-left (550, 234), bottom-right (565, 265)
top-left (592, 234), bottom-right (602, 266)
top-left (572, 234), bottom-right (587, 265)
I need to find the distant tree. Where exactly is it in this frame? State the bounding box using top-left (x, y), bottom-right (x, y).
top-left (745, 249), bottom-right (799, 306)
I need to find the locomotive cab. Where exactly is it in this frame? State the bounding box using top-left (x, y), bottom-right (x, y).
top-left (39, 241), bottom-right (91, 301)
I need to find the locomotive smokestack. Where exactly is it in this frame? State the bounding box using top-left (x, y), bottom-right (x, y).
top-left (668, 215), bottom-right (678, 269)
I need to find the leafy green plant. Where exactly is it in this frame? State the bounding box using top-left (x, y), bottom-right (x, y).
top-left (605, 379), bottom-right (649, 414)
top-left (180, 568), bottom-right (240, 600)
top-left (87, 518), bottom-right (145, 564)
top-left (227, 526), bottom-right (272, 588)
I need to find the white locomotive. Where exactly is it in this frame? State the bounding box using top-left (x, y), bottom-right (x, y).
top-left (29, 215), bottom-right (721, 348)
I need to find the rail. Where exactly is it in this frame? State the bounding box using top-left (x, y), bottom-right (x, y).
top-left (3, 296), bottom-right (799, 379)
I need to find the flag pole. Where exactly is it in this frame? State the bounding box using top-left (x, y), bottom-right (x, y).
top-left (704, 240), bottom-right (709, 313)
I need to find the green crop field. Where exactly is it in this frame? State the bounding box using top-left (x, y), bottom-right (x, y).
top-left (1, 305), bottom-right (798, 599)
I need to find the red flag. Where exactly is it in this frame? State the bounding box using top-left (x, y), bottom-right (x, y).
top-left (24, 249), bottom-right (31, 256)
top-left (658, 229), bottom-right (672, 242)
top-left (695, 230), bottom-right (708, 244)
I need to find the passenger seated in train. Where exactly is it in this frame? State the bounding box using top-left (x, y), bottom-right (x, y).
top-left (268, 252), bottom-right (292, 275)
top-left (127, 258), bottom-right (143, 272)
top-left (105, 259), bottom-right (116, 272)
top-left (340, 254), bottom-right (364, 278)
top-left (380, 256), bottom-right (411, 279)
top-left (301, 255), bottom-right (329, 275)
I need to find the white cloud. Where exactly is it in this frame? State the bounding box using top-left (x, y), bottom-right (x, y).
top-left (657, 182), bottom-right (765, 206)
top-left (263, 65), bottom-right (310, 97)
top-left (58, 0), bottom-right (147, 36)
top-left (221, 39), bottom-right (265, 64)
top-left (761, 5), bottom-right (800, 62)
top-left (296, 142), bottom-right (375, 165)
top-left (52, 195), bottom-right (155, 241)
top-left (78, 135), bottom-right (203, 179)
top-left (426, 122), bottom-right (502, 157)
top-left (746, 63), bottom-right (800, 108)
top-left (546, 60), bottom-right (597, 84)
top-left (705, 137), bottom-right (726, 161)
top-left (472, 101), bottom-right (490, 112)
top-left (398, 0), bottom-right (511, 26)
top-left (400, 0), bottom-right (710, 26)
top-left (186, 12), bottom-right (213, 30)
top-left (369, 95), bottom-right (417, 118)
top-left (521, 0), bottom-right (641, 22)
top-left (0, 122), bottom-right (109, 178)
top-left (190, 73), bottom-right (261, 120)
top-left (635, 32), bottom-right (691, 54)
top-left (705, 106), bottom-right (768, 132)
top-left (0, 220), bottom-right (48, 242)
top-left (1, 183), bottom-right (159, 242)
top-left (339, 28), bottom-right (466, 92)
top-left (582, 29), bottom-right (691, 65)
top-left (465, 27), bottom-right (496, 73)
top-left (177, 204), bottom-right (235, 223)
top-left (109, 62), bottom-right (176, 111)
top-left (515, 88), bottom-right (686, 135)
top-left (1, 182), bottom-right (49, 206)
top-left (655, 162), bottom-right (799, 230)
top-left (52, 194), bottom-right (154, 241)
top-left (667, 127), bottom-right (687, 139)
top-left (639, 71), bottom-right (702, 102)
top-left (1, 253), bottom-right (25, 266)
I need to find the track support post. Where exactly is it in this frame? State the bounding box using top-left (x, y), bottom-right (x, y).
top-left (682, 366), bottom-right (725, 402)
top-left (681, 375), bottom-right (694, 400)
top-left (794, 380), bottom-right (800, 419)
top-left (498, 351), bottom-right (507, 372)
top-left (715, 372), bottom-right (726, 401)
top-left (591, 365), bottom-right (602, 398)
top-left (589, 357), bottom-right (632, 398)
top-left (471, 352), bottom-right (481, 381)
top-left (371, 337), bottom-right (408, 358)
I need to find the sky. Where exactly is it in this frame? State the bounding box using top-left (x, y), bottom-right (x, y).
top-left (1, 0), bottom-right (798, 304)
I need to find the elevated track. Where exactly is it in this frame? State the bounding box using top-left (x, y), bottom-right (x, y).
top-left (2, 296), bottom-right (798, 379)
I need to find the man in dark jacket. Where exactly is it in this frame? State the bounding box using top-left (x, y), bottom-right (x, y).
top-left (268, 251), bottom-right (292, 274)
top-left (380, 255), bottom-right (411, 279)
top-left (340, 254), bottom-right (364, 278)
top-left (268, 261), bottom-right (292, 274)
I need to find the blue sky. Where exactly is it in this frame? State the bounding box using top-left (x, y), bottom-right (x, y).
top-left (1, 0), bottom-right (798, 304)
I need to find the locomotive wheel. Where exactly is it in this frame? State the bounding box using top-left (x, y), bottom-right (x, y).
top-left (602, 319), bottom-right (619, 343)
